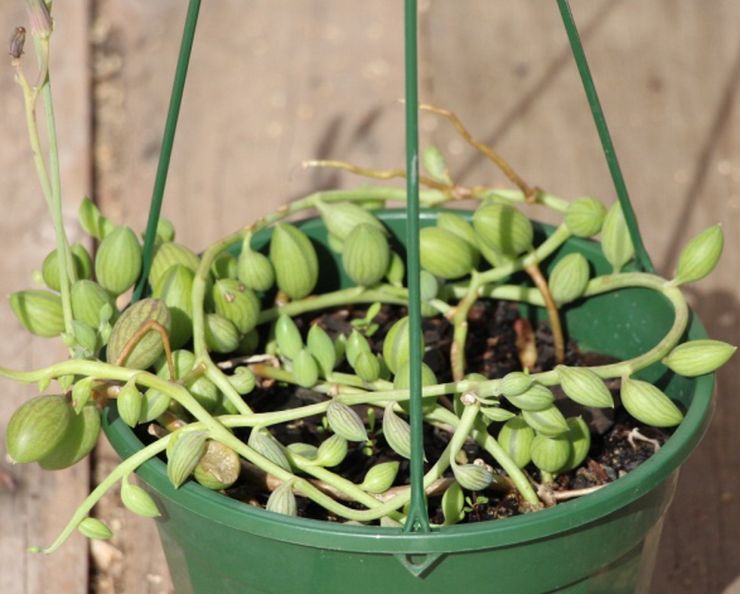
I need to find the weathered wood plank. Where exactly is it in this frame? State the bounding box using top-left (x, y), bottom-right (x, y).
top-left (0, 2), bottom-right (92, 594)
top-left (426, 2), bottom-right (740, 593)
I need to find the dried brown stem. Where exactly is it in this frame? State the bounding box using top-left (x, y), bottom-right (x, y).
top-left (114, 320), bottom-right (175, 380)
top-left (524, 263), bottom-right (565, 364)
top-left (419, 103), bottom-right (542, 203)
top-left (303, 159), bottom-right (452, 193)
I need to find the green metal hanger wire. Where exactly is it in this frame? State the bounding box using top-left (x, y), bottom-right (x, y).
top-left (133, 0), bottom-right (654, 532)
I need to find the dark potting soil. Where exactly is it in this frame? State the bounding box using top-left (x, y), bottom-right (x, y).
top-left (149, 300), bottom-right (670, 523)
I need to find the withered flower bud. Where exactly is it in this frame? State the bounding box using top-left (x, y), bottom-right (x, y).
top-left (9, 27), bottom-right (26, 60)
top-left (25, 0), bottom-right (53, 39)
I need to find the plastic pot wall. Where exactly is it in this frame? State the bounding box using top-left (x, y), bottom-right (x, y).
top-left (103, 209), bottom-right (714, 594)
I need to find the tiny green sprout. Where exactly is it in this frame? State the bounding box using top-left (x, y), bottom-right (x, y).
top-left (350, 301), bottom-right (382, 336)
top-left (463, 494), bottom-right (490, 514)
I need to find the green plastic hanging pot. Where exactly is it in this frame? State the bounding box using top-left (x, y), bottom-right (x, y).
top-left (103, 209), bottom-right (713, 594)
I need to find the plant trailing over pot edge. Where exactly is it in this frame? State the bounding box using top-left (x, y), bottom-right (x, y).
top-left (1, 2), bottom-right (735, 586)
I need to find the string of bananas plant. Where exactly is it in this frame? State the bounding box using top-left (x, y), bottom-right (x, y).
top-left (2, 0), bottom-right (735, 552)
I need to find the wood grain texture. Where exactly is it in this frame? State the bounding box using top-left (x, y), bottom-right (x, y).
top-left (0, 3), bottom-right (91, 594)
top-left (426, 2), bottom-right (740, 592)
top-left (2, 1), bottom-right (738, 592)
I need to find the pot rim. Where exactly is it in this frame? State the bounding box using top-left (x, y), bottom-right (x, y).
top-left (103, 209), bottom-right (714, 555)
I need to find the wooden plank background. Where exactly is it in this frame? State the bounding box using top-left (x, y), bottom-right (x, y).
top-left (1, 1), bottom-right (739, 592)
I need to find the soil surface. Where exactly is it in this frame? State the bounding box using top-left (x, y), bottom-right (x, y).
top-left (148, 300), bottom-right (671, 523)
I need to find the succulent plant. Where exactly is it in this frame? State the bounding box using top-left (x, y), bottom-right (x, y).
top-left (1, 46), bottom-right (734, 553)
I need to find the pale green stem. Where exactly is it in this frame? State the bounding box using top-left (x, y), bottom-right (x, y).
top-left (288, 455), bottom-right (403, 521)
top-left (475, 224), bottom-right (573, 287)
top-left (450, 271), bottom-right (482, 381)
top-left (258, 286), bottom-right (408, 325)
top-left (428, 407), bottom-right (539, 505)
top-left (0, 270), bottom-right (686, 422)
top-left (473, 188), bottom-right (570, 213)
top-left (37, 435), bottom-right (171, 553)
top-left (37, 38), bottom-right (77, 286)
top-left (447, 402), bottom-right (481, 470)
top-left (15, 37), bottom-right (74, 334)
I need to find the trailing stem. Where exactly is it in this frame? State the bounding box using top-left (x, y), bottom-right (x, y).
top-left (13, 23), bottom-right (75, 336)
top-left (524, 262), bottom-right (565, 364)
top-left (419, 103), bottom-right (542, 203)
top-left (449, 271), bottom-right (483, 381)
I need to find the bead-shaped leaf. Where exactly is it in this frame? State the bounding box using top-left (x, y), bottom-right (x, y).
top-left (148, 242), bottom-right (200, 288)
top-left (673, 225), bottom-right (724, 286)
top-left (167, 430), bottom-right (208, 488)
top-left (441, 482), bottom-right (465, 525)
top-left (270, 223), bottom-right (318, 299)
top-left (266, 480), bottom-right (298, 516)
top-left (556, 366), bottom-right (614, 408)
top-left (38, 403), bottom-right (101, 471)
top-left (212, 279), bottom-right (260, 335)
top-left (237, 248), bottom-right (275, 292)
top-left (601, 203), bottom-right (634, 272)
top-left (452, 463), bottom-right (493, 491)
top-left (9, 290), bottom-right (65, 337)
top-left (352, 351), bottom-right (381, 382)
top-left (620, 378), bottom-right (683, 428)
top-left (139, 388), bottom-right (171, 423)
top-left (437, 212), bottom-right (478, 252)
top-left (360, 461), bottom-right (400, 494)
top-left (326, 401), bottom-right (368, 442)
top-left (5, 394), bottom-right (72, 464)
top-left (248, 429), bottom-right (291, 471)
top-left (382, 403), bottom-right (412, 459)
top-left (497, 417), bottom-right (535, 469)
top-left (382, 316), bottom-right (423, 374)
top-left (549, 253), bottom-right (590, 305)
top-left (522, 405), bottom-right (569, 437)
top-left (204, 313), bottom-right (240, 354)
top-left (314, 434), bottom-right (348, 467)
top-left (275, 314), bottom-right (303, 359)
top-left (385, 252), bottom-right (405, 286)
top-left (287, 442), bottom-right (319, 461)
top-left (78, 517), bottom-right (113, 541)
top-left (420, 227), bottom-right (476, 279)
top-left (72, 377), bottom-right (94, 413)
top-left (563, 416), bottom-right (591, 472)
top-left (95, 226), bottom-right (142, 295)
top-left (392, 360), bottom-right (437, 390)
top-left (422, 145), bottom-right (453, 185)
top-left (531, 434), bottom-right (571, 474)
top-left (292, 348), bottom-right (319, 388)
top-left (315, 200), bottom-right (385, 242)
top-left (346, 329), bottom-right (371, 367)
top-left (79, 197), bottom-right (115, 240)
top-left (117, 379), bottom-right (143, 427)
top-left (662, 339), bottom-right (736, 377)
top-left (473, 203), bottom-right (533, 257)
top-left (480, 407), bottom-right (516, 422)
top-left (564, 197), bottom-right (607, 238)
top-left (193, 440), bottom-right (241, 490)
top-left (228, 366), bottom-right (256, 395)
top-left (498, 372), bottom-right (534, 398)
top-left (505, 383), bottom-right (554, 412)
top-left (342, 223), bottom-right (390, 287)
top-left (307, 324), bottom-right (336, 377)
top-left (121, 477), bottom-right (161, 518)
